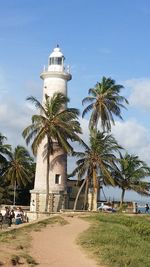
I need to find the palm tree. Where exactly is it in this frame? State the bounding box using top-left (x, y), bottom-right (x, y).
top-left (0, 133), bottom-right (11, 173)
top-left (22, 92), bottom-right (82, 211)
top-left (82, 77), bottom-right (128, 132)
top-left (0, 177), bottom-right (14, 205)
top-left (69, 131), bottom-right (121, 211)
top-left (17, 162), bottom-right (36, 206)
top-left (112, 153), bottom-right (150, 205)
top-left (4, 146), bottom-right (34, 205)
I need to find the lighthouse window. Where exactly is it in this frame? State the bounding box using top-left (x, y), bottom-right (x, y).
top-left (49, 57), bottom-right (62, 65)
top-left (57, 58), bottom-right (62, 65)
top-left (55, 174), bottom-right (61, 184)
top-left (49, 58), bottom-right (54, 65)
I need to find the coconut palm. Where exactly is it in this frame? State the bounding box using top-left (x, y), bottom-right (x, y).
top-left (22, 92), bottom-right (82, 211)
top-left (113, 153), bottom-right (150, 205)
top-left (0, 133), bottom-right (11, 173)
top-left (82, 77), bottom-right (128, 132)
top-left (4, 145), bottom-right (34, 205)
top-left (17, 162), bottom-right (36, 206)
top-left (0, 177), bottom-right (14, 205)
top-left (69, 130), bottom-right (121, 211)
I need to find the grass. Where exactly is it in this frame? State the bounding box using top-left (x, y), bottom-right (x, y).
top-left (0, 215), bottom-right (67, 266)
top-left (0, 216), bottom-right (67, 241)
top-left (20, 253), bottom-right (38, 265)
top-left (78, 213), bottom-right (150, 267)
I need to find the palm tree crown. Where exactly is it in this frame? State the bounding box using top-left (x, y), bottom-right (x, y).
top-left (82, 76), bottom-right (128, 132)
top-left (71, 131), bottom-right (121, 185)
top-left (0, 133), bottom-right (11, 172)
top-left (23, 92), bottom-right (82, 156)
top-left (4, 145), bottom-right (33, 187)
top-left (113, 153), bottom-right (150, 204)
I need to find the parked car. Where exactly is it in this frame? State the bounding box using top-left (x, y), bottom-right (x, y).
top-left (97, 203), bottom-right (116, 213)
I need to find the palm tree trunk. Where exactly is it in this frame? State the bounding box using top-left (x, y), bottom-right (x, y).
top-left (120, 188), bottom-right (125, 207)
top-left (92, 168), bottom-right (97, 211)
top-left (13, 180), bottom-right (16, 206)
top-left (97, 179), bottom-right (100, 202)
top-left (73, 177), bottom-right (88, 211)
top-left (45, 137), bottom-right (50, 212)
top-left (83, 177), bottom-right (89, 210)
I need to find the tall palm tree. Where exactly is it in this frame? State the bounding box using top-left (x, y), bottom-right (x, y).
top-left (82, 77), bottom-right (128, 132)
top-left (22, 92), bottom-right (82, 211)
top-left (0, 133), bottom-right (11, 173)
top-left (113, 153), bottom-right (150, 205)
top-left (4, 146), bottom-right (34, 205)
top-left (69, 131), bottom-right (121, 211)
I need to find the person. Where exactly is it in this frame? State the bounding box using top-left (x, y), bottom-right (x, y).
top-left (135, 203), bottom-right (138, 214)
top-left (4, 207), bottom-right (11, 227)
top-left (15, 213), bottom-right (22, 225)
top-left (133, 202), bottom-right (138, 213)
top-left (23, 211), bottom-right (28, 223)
top-left (145, 203), bottom-right (149, 213)
top-left (15, 208), bottom-right (23, 225)
top-left (10, 209), bottom-right (15, 224)
top-left (19, 207), bottom-right (24, 220)
top-left (0, 212), bottom-right (3, 229)
top-left (15, 207), bottom-right (23, 224)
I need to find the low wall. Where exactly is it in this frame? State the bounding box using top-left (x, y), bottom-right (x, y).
top-left (27, 211), bottom-right (55, 222)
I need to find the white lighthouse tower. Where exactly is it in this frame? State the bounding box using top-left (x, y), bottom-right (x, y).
top-left (30, 46), bottom-right (72, 214)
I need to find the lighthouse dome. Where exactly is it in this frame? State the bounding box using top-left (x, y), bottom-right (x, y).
top-left (49, 46), bottom-right (64, 58)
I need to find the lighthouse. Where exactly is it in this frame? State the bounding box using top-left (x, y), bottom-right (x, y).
top-left (30, 46), bottom-right (72, 214)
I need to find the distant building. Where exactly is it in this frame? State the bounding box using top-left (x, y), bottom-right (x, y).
top-left (67, 179), bottom-right (85, 210)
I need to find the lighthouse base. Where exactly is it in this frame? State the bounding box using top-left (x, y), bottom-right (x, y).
top-left (30, 190), bottom-right (67, 213)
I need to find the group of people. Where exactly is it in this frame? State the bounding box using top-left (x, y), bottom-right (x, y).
top-left (0, 206), bottom-right (28, 228)
top-left (134, 203), bottom-right (149, 214)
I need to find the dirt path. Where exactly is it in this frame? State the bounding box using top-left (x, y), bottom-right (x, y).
top-left (30, 216), bottom-right (102, 267)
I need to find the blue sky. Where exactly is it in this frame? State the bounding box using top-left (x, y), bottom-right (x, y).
top-left (1, 0), bottom-right (150, 202)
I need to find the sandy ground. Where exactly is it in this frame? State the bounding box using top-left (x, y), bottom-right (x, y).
top-left (30, 216), bottom-right (102, 267)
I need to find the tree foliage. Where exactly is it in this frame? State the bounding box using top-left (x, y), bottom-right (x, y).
top-left (82, 77), bottom-right (128, 132)
top-left (69, 131), bottom-right (121, 210)
top-left (112, 153), bottom-right (150, 204)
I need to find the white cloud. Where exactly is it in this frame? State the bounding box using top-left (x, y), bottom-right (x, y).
top-left (125, 78), bottom-right (150, 111)
top-left (0, 97), bottom-right (34, 148)
top-left (71, 117), bottom-right (150, 166)
top-left (24, 80), bottom-right (42, 98)
top-left (0, 103), bottom-right (7, 117)
top-left (112, 120), bottom-right (150, 164)
top-left (0, 69), bottom-right (8, 95)
top-left (0, 68), bottom-right (41, 148)
top-left (73, 117), bottom-right (150, 165)
top-left (79, 118), bottom-right (90, 143)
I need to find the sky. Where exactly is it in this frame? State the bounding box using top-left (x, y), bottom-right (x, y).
top-left (1, 0), bottom-right (150, 202)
